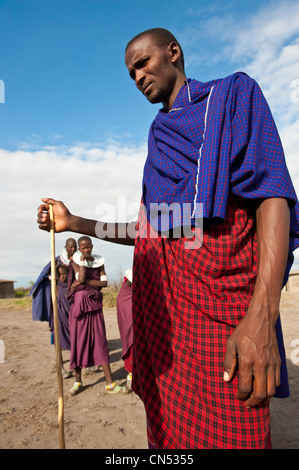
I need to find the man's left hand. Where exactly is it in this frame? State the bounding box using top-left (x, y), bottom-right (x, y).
top-left (223, 306), bottom-right (281, 408)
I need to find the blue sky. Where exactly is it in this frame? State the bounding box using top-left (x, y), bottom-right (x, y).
top-left (1, 0), bottom-right (299, 286)
top-left (0, 0), bottom-right (271, 150)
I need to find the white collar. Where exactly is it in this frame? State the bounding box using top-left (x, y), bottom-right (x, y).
top-left (73, 251), bottom-right (105, 268)
top-left (59, 248), bottom-right (70, 265)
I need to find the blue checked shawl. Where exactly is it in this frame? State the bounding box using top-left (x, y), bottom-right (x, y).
top-left (142, 72), bottom-right (299, 398)
top-left (143, 72), bottom-right (299, 276)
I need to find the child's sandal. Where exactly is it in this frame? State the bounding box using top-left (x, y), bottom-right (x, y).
top-left (62, 370), bottom-right (72, 379)
top-left (106, 382), bottom-right (127, 394)
top-left (69, 381), bottom-right (83, 396)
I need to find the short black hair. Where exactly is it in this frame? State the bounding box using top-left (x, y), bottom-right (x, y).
top-left (126, 28), bottom-right (184, 71)
top-left (65, 238), bottom-right (76, 246)
top-left (78, 235), bottom-right (92, 245)
top-left (57, 264), bottom-right (68, 275)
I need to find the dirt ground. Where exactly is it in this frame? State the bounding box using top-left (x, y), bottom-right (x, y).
top-left (0, 291), bottom-right (298, 450)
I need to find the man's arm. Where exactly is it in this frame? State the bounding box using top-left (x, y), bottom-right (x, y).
top-left (37, 198), bottom-right (136, 246)
top-left (223, 197), bottom-right (290, 408)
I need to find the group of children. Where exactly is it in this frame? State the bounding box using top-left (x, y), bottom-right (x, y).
top-left (32, 236), bottom-right (133, 396)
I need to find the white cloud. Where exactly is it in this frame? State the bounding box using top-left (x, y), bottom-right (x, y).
top-left (226, 2), bottom-right (299, 208)
top-left (182, 0), bottom-right (299, 268)
top-left (2, 1), bottom-right (299, 286)
top-left (234, 2), bottom-right (299, 269)
top-left (0, 141), bottom-right (147, 286)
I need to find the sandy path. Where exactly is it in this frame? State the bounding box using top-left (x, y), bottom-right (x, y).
top-left (0, 306), bottom-right (147, 450)
top-left (0, 291), bottom-right (298, 449)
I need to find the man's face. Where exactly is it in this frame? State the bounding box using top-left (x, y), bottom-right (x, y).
top-left (125, 35), bottom-right (180, 109)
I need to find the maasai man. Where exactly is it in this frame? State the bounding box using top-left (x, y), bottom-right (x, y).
top-left (67, 236), bottom-right (126, 396)
top-left (37, 28), bottom-right (299, 448)
top-left (116, 268), bottom-right (133, 390)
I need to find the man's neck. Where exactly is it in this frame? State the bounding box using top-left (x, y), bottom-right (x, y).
top-left (162, 73), bottom-right (187, 112)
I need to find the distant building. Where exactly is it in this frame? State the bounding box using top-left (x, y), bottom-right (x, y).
top-left (0, 279), bottom-right (16, 298)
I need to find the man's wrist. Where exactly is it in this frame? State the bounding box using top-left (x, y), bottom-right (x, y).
top-left (247, 292), bottom-right (280, 325)
top-left (67, 214), bottom-right (80, 232)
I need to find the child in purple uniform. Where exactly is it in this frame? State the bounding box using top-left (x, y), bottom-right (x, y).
top-left (55, 264), bottom-right (72, 378)
top-left (68, 236), bottom-right (126, 395)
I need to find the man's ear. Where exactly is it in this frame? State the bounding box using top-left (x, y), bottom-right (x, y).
top-left (168, 41), bottom-right (181, 65)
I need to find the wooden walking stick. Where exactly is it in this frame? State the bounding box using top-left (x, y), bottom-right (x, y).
top-left (49, 204), bottom-right (66, 449)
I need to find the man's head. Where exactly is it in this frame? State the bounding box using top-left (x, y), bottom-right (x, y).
top-left (65, 238), bottom-right (77, 258)
top-left (125, 28), bottom-right (186, 111)
top-left (126, 28), bottom-right (184, 70)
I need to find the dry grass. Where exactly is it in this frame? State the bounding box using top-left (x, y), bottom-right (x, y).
top-left (0, 283), bottom-right (122, 311)
top-left (102, 282), bottom-right (122, 308)
top-left (0, 288), bottom-right (32, 310)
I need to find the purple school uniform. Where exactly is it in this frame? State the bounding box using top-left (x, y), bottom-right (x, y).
top-left (68, 263), bottom-right (109, 370)
top-left (55, 280), bottom-right (71, 351)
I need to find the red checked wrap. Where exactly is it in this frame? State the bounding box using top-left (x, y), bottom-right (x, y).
top-left (132, 194), bottom-right (272, 449)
